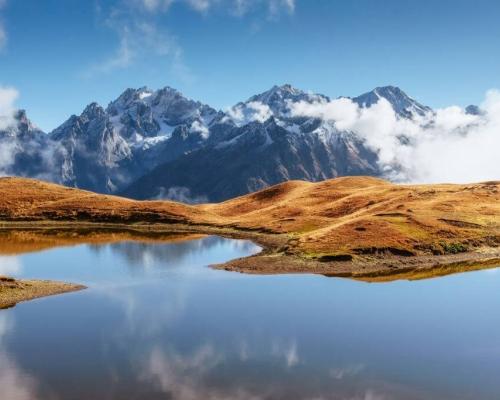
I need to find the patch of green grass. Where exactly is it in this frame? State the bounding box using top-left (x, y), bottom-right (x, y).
top-left (440, 242), bottom-right (468, 254)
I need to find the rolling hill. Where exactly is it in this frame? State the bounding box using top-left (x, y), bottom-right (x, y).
top-left (0, 176), bottom-right (498, 279)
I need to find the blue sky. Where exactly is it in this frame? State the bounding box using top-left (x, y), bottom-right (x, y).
top-left (1, 0), bottom-right (499, 131)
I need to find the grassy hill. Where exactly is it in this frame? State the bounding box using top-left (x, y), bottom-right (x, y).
top-left (0, 176), bottom-right (498, 279)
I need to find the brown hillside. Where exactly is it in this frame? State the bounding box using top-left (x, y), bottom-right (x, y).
top-left (0, 176), bottom-right (498, 278)
top-left (204, 176), bottom-right (500, 258)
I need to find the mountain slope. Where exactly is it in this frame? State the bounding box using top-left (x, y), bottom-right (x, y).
top-left (125, 84), bottom-right (436, 201)
top-left (51, 102), bottom-right (132, 193)
top-left (50, 87), bottom-right (221, 193)
top-left (121, 118), bottom-right (380, 202)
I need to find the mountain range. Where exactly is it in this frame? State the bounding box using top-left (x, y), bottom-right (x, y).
top-left (0, 84), bottom-right (471, 202)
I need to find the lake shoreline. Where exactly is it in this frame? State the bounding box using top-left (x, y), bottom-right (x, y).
top-left (0, 275), bottom-right (86, 309)
top-left (0, 221), bottom-right (498, 282)
top-left (0, 176), bottom-right (498, 298)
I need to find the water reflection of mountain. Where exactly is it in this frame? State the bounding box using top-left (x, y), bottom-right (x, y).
top-left (94, 236), bottom-right (258, 269)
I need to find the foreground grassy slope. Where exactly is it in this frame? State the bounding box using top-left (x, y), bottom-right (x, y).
top-left (0, 176), bottom-right (498, 277)
top-left (204, 176), bottom-right (499, 258)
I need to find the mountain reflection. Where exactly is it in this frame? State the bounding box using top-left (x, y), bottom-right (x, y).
top-left (1, 235), bottom-right (498, 399)
top-left (103, 236), bottom-right (258, 270)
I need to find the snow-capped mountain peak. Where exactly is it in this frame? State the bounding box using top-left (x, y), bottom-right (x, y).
top-left (106, 86), bottom-right (219, 142)
top-left (226, 84), bottom-right (329, 126)
top-left (107, 87), bottom-right (154, 111)
top-left (250, 84), bottom-right (304, 103)
top-left (81, 102), bottom-right (106, 120)
top-left (4, 83), bottom-right (440, 201)
top-left (352, 85), bottom-right (432, 117)
top-left (248, 84), bottom-right (328, 114)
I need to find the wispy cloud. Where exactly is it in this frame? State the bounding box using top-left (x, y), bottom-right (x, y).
top-left (89, 34), bottom-right (134, 74)
top-left (0, 0), bottom-right (7, 51)
top-left (133, 0), bottom-right (296, 16)
top-left (83, 1), bottom-right (193, 82)
top-left (85, 0), bottom-right (295, 79)
top-left (268, 0), bottom-right (295, 17)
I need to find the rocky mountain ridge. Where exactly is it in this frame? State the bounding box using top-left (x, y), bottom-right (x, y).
top-left (0, 84), bottom-right (446, 201)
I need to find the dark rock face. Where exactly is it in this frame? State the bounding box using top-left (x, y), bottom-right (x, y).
top-left (50, 103), bottom-right (132, 192)
top-left (49, 87), bottom-right (219, 193)
top-left (121, 119), bottom-right (380, 202)
top-left (3, 84), bottom-right (432, 201)
top-left (465, 105), bottom-right (481, 116)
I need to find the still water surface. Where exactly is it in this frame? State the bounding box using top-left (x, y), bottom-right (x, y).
top-left (1, 235), bottom-right (500, 400)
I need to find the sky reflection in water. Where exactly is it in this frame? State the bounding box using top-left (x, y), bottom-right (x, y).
top-left (1, 236), bottom-right (500, 400)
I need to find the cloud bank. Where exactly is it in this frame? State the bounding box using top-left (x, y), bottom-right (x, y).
top-left (289, 90), bottom-right (500, 184)
top-left (0, 85), bottom-right (18, 130)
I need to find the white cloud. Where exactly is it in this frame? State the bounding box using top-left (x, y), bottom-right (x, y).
top-left (227, 101), bottom-right (273, 125)
top-left (133, 0), bottom-right (295, 17)
top-left (185, 0), bottom-right (213, 12)
top-left (289, 90), bottom-right (500, 184)
top-left (88, 0), bottom-right (295, 78)
top-left (288, 97), bottom-right (359, 130)
top-left (134, 0), bottom-right (211, 12)
top-left (153, 186), bottom-right (209, 203)
top-left (0, 85), bottom-right (18, 130)
top-left (84, 11), bottom-right (193, 83)
top-left (190, 119), bottom-right (209, 137)
top-left (90, 35), bottom-right (134, 74)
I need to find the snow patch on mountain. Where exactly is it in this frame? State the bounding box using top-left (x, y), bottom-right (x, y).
top-left (106, 86), bottom-right (218, 143)
top-left (352, 86), bottom-right (432, 118)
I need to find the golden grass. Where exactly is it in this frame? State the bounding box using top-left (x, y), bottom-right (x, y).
top-left (0, 176), bottom-right (498, 276)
